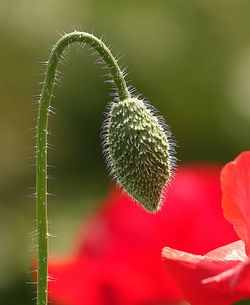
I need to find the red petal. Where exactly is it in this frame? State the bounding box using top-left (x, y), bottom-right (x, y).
top-left (162, 241), bottom-right (249, 305)
top-left (80, 165), bottom-right (237, 257)
top-left (46, 165), bottom-right (238, 305)
top-left (48, 256), bottom-right (102, 305)
top-left (221, 151), bottom-right (250, 254)
top-left (202, 258), bottom-right (250, 295)
top-left (206, 240), bottom-right (247, 261)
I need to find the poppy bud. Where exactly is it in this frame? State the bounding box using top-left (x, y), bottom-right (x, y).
top-left (103, 97), bottom-right (175, 212)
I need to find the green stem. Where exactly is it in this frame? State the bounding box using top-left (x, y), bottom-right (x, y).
top-left (35, 31), bottom-right (129, 305)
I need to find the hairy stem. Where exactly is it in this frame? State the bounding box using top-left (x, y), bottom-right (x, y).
top-left (35, 31), bottom-right (129, 305)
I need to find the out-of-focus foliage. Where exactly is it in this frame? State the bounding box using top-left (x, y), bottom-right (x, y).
top-left (233, 300), bottom-right (250, 304)
top-left (0, 0), bottom-right (250, 304)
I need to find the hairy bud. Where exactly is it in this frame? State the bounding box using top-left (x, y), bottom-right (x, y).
top-left (103, 97), bottom-right (175, 212)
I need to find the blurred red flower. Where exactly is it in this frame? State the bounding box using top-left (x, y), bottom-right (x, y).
top-left (48, 165), bottom-right (238, 305)
top-left (162, 152), bottom-right (250, 305)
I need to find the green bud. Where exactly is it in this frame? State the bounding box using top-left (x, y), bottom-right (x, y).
top-left (103, 97), bottom-right (175, 212)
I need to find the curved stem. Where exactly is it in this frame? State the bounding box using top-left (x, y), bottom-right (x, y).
top-left (35, 32), bottom-right (129, 305)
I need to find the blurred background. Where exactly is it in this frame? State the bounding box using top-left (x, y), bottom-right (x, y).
top-left (0, 0), bottom-right (250, 304)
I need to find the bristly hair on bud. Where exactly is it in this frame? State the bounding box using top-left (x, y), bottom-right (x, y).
top-left (102, 97), bottom-right (176, 213)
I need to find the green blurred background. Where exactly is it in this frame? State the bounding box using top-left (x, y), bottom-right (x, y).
top-left (1, 0), bottom-right (250, 304)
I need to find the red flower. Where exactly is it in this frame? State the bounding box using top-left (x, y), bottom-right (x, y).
top-left (162, 152), bottom-right (250, 305)
top-left (48, 165), bottom-right (237, 305)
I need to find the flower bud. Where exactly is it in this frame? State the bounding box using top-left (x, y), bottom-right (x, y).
top-left (103, 97), bottom-right (175, 212)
